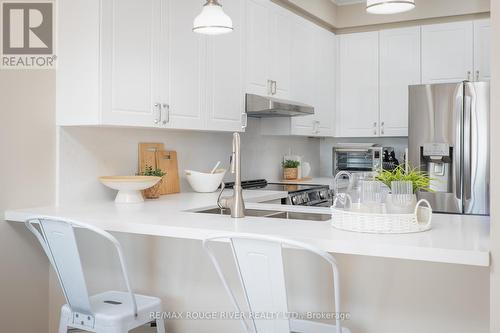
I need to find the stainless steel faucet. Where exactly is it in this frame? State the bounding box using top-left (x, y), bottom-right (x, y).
top-left (217, 132), bottom-right (245, 218)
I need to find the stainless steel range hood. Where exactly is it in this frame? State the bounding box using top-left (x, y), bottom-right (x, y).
top-left (245, 93), bottom-right (314, 117)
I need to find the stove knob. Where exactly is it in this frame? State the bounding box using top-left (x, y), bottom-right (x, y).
top-left (291, 196), bottom-right (299, 205)
top-left (302, 193), bottom-right (309, 203)
top-left (319, 190), bottom-right (328, 199)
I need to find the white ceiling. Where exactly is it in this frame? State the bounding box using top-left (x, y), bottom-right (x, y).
top-left (331, 0), bottom-right (365, 5)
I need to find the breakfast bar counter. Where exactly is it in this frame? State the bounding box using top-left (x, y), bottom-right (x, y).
top-left (4, 190), bottom-right (490, 267)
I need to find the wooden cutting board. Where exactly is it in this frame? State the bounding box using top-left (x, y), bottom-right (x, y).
top-left (138, 142), bottom-right (164, 172)
top-left (156, 150), bottom-right (180, 194)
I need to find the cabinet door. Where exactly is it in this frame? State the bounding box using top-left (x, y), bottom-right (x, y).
top-left (246, 0), bottom-right (270, 96)
top-left (314, 26), bottom-right (336, 137)
top-left (166, 0), bottom-right (206, 130)
top-left (206, 0), bottom-right (245, 132)
top-left (474, 19), bottom-right (490, 81)
top-left (269, 3), bottom-right (291, 99)
top-left (379, 27), bottom-right (420, 137)
top-left (338, 31), bottom-right (379, 137)
top-left (290, 17), bottom-right (317, 135)
top-left (421, 21), bottom-right (473, 84)
top-left (101, 0), bottom-right (162, 127)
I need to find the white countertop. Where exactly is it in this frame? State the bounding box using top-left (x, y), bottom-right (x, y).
top-left (4, 189), bottom-right (490, 267)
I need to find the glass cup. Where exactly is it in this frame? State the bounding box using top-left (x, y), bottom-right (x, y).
top-left (388, 181), bottom-right (416, 213)
top-left (360, 180), bottom-right (385, 213)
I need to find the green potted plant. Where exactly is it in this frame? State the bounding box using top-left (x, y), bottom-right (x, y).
top-left (376, 164), bottom-right (432, 193)
top-left (282, 160), bottom-right (300, 180)
top-left (376, 164), bottom-right (433, 213)
top-left (138, 165), bottom-right (166, 199)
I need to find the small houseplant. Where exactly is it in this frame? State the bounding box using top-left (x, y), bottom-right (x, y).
top-left (282, 160), bottom-right (300, 180)
top-left (376, 164), bottom-right (432, 193)
top-left (139, 165), bottom-right (166, 199)
top-left (376, 164), bottom-right (433, 213)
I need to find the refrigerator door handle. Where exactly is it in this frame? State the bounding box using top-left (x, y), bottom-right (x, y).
top-left (453, 90), bottom-right (463, 202)
top-left (463, 95), bottom-right (472, 203)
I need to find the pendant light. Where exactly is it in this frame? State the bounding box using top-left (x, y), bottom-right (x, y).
top-left (193, 0), bottom-right (233, 35)
top-left (366, 0), bottom-right (415, 14)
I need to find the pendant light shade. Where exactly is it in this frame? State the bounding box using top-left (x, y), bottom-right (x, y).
top-left (193, 0), bottom-right (233, 35)
top-left (366, 0), bottom-right (415, 14)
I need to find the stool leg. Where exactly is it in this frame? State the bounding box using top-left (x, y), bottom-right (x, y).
top-left (58, 319), bottom-right (68, 333)
top-left (58, 310), bottom-right (70, 333)
top-left (155, 319), bottom-right (165, 333)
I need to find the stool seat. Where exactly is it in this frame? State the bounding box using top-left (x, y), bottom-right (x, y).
top-left (60, 291), bottom-right (163, 332)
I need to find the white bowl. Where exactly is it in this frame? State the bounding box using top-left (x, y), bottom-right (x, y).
top-left (99, 176), bottom-right (161, 203)
top-left (185, 169), bottom-right (226, 193)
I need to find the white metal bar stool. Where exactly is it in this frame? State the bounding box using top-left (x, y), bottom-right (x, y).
top-left (25, 217), bottom-right (165, 333)
top-left (203, 234), bottom-right (350, 333)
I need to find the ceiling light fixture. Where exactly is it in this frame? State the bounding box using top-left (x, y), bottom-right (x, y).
top-left (366, 0), bottom-right (415, 14)
top-left (193, 0), bottom-right (233, 35)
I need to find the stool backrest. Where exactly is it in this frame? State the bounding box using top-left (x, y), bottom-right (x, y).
top-left (203, 234), bottom-right (342, 333)
top-left (25, 217), bottom-right (138, 319)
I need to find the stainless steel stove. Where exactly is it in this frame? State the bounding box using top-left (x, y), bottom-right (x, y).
top-left (224, 179), bottom-right (333, 207)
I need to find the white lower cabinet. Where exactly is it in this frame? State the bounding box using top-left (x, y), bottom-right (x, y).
top-left (379, 27), bottom-right (421, 137)
top-left (57, 0), bottom-right (244, 132)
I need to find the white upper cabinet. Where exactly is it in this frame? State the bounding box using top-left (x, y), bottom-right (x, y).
top-left (289, 16), bottom-right (316, 135)
top-left (309, 24), bottom-right (336, 137)
top-left (166, 0), bottom-right (206, 130)
top-left (338, 31), bottom-right (379, 137)
top-left (474, 19), bottom-right (491, 81)
top-left (379, 27), bottom-right (421, 137)
top-left (261, 16), bottom-right (336, 137)
top-left (100, 0), bottom-right (162, 127)
top-left (421, 21), bottom-right (474, 84)
top-left (269, 5), bottom-right (292, 99)
top-left (206, 0), bottom-right (246, 132)
top-left (245, 0), bottom-right (291, 98)
top-left (57, 0), bottom-right (244, 132)
top-left (245, 0), bottom-right (270, 96)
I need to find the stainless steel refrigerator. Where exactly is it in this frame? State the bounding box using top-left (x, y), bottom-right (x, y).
top-left (408, 81), bottom-right (490, 215)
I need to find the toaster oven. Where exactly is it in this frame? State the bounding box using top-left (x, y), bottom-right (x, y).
top-left (332, 144), bottom-right (384, 176)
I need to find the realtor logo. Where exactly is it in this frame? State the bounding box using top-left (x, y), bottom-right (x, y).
top-left (1, 1), bottom-right (56, 68)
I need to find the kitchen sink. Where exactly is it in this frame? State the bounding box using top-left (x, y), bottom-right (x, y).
top-left (195, 208), bottom-right (331, 221)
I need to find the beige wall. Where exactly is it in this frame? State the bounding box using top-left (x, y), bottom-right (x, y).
top-left (277, 0), bottom-right (490, 29)
top-left (490, 1), bottom-right (500, 332)
top-left (335, 0), bottom-right (489, 28)
top-left (0, 70), bottom-right (55, 333)
top-left (275, 0), bottom-right (338, 27)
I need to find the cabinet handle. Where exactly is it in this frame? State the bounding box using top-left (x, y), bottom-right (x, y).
top-left (381, 121), bottom-right (385, 135)
top-left (267, 80), bottom-right (273, 95)
top-left (154, 103), bottom-right (161, 124)
top-left (241, 113), bottom-right (248, 129)
top-left (373, 122), bottom-right (377, 135)
top-left (313, 121), bottom-right (320, 134)
top-left (467, 71), bottom-right (472, 81)
top-left (272, 81), bottom-right (277, 95)
top-left (476, 70), bottom-right (480, 81)
top-left (161, 103), bottom-right (169, 124)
